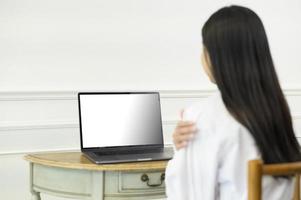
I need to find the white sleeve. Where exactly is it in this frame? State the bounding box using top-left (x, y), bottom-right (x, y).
top-left (165, 106), bottom-right (222, 200)
top-left (165, 104), bottom-right (202, 200)
top-left (165, 148), bottom-right (190, 200)
top-left (165, 126), bottom-right (223, 200)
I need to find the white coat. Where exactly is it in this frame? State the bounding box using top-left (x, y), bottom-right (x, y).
top-left (165, 91), bottom-right (294, 200)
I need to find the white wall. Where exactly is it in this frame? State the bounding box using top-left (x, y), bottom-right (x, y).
top-left (1, 0), bottom-right (301, 91)
top-left (0, 0), bottom-right (301, 200)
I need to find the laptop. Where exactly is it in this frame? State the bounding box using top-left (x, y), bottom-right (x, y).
top-left (78, 92), bottom-right (174, 164)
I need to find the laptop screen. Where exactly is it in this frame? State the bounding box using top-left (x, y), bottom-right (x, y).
top-left (78, 92), bottom-right (164, 149)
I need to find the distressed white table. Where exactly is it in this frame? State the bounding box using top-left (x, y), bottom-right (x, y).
top-left (24, 152), bottom-right (168, 200)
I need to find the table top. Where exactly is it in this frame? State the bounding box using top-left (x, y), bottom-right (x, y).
top-left (24, 152), bottom-right (169, 171)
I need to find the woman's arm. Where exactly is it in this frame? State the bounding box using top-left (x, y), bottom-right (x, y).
top-left (166, 120), bottom-right (221, 200)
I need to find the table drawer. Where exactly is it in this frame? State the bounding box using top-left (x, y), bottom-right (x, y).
top-left (33, 164), bottom-right (92, 197)
top-left (104, 170), bottom-right (166, 198)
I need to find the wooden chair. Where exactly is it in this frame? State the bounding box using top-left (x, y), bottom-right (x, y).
top-left (248, 159), bottom-right (301, 200)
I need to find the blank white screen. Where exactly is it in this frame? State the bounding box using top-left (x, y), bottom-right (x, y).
top-left (79, 93), bottom-right (163, 148)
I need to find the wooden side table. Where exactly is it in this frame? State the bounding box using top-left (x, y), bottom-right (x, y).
top-left (24, 152), bottom-right (168, 200)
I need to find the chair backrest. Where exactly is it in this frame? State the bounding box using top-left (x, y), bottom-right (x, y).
top-left (248, 159), bottom-right (301, 200)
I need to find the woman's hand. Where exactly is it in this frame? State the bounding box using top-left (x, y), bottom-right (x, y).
top-left (172, 110), bottom-right (197, 150)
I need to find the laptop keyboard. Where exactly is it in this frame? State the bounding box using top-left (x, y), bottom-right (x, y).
top-left (94, 148), bottom-right (163, 156)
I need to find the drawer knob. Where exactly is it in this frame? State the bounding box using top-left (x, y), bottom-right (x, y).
top-left (141, 173), bottom-right (165, 187)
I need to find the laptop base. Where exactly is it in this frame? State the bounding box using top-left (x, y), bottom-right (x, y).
top-left (83, 147), bottom-right (174, 164)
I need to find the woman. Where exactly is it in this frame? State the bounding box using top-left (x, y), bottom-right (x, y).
top-left (165, 5), bottom-right (301, 200)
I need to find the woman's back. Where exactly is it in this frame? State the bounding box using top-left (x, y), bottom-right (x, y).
top-left (165, 92), bottom-right (294, 200)
top-left (166, 5), bottom-right (301, 199)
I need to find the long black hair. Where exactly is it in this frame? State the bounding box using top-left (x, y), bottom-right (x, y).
top-left (202, 5), bottom-right (301, 164)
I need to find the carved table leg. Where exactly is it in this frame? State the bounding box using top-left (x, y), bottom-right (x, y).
top-left (29, 163), bottom-right (41, 200)
top-left (92, 171), bottom-right (104, 200)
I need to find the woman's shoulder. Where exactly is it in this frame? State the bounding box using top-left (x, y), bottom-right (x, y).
top-left (183, 91), bottom-right (230, 123)
top-left (182, 91), bottom-right (221, 121)
top-left (183, 91), bottom-right (246, 138)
